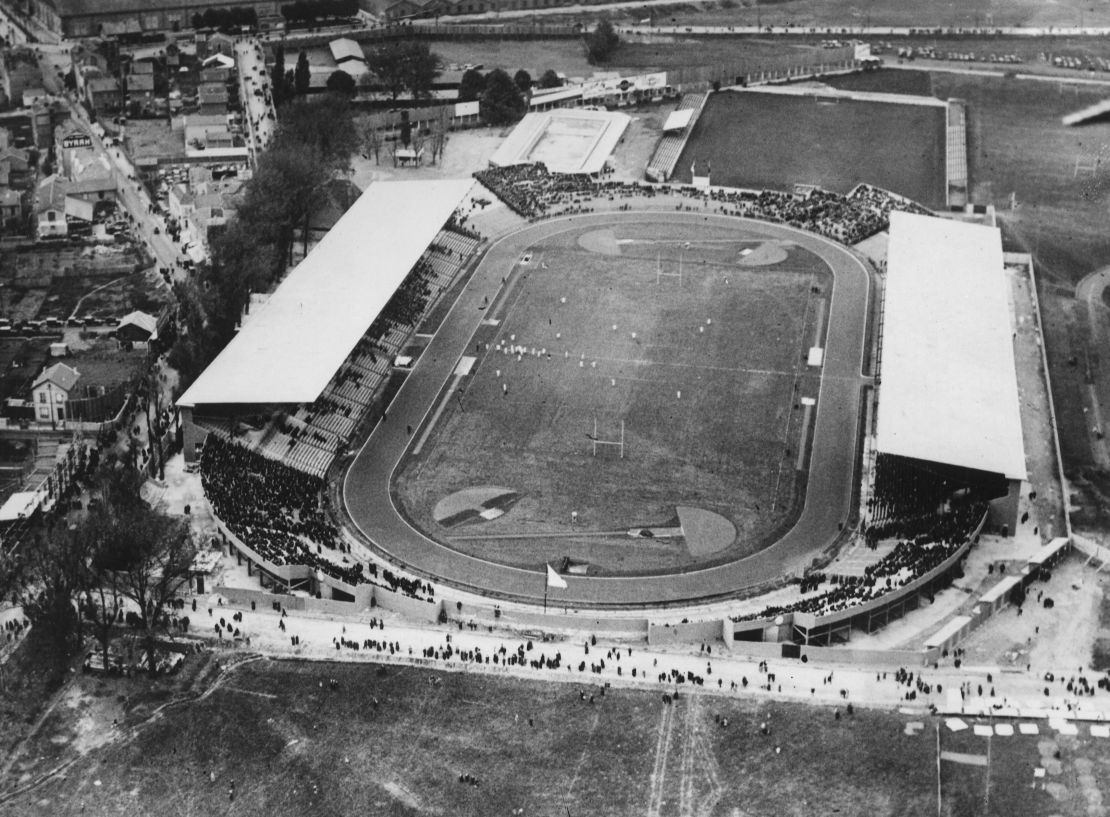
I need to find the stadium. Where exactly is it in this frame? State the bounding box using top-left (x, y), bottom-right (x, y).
top-left (177, 95), bottom-right (1033, 644)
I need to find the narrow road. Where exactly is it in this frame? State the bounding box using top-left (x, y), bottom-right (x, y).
top-left (343, 212), bottom-right (871, 607)
top-left (1074, 266), bottom-right (1110, 468)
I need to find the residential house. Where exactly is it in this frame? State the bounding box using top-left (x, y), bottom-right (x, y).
top-left (70, 44), bottom-right (110, 99)
top-left (0, 146), bottom-right (32, 190)
top-left (0, 110), bottom-right (34, 148)
top-left (127, 72), bottom-right (155, 109)
top-left (31, 362), bottom-right (80, 423)
top-left (199, 66), bottom-right (229, 85)
top-left (34, 174), bottom-right (68, 238)
top-left (22, 87), bottom-right (49, 107)
top-left (85, 76), bottom-right (123, 116)
top-left (0, 188), bottom-right (24, 232)
top-left (202, 32), bottom-right (236, 60)
top-left (1, 49), bottom-right (43, 108)
top-left (197, 82), bottom-right (229, 115)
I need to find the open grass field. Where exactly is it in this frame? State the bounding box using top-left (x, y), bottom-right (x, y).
top-left (606, 0), bottom-right (1110, 29)
top-left (394, 219), bottom-right (828, 575)
top-left (672, 89), bottom-right (947, 207)
top-left (7, 656), bottom-right (1108, 817)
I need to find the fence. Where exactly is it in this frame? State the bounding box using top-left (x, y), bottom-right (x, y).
top-left (666, 46), bottom-right (857, 90)
top-left (276, 21), bottom-right (581, 48)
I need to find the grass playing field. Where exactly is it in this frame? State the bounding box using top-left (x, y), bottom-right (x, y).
top-left (394, 219), bottom-right (829, 575)
top-left (672, 89), bottom-right (948, 207)
top-left (9, 657), bottom-right (1104, 817)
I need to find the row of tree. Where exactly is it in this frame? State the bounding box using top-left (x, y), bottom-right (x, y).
top-left (280, 0), bottom-right (360, 22)
top-left (270, 45), bottom-right (313, 106)
top-left (190, 6), bottom-right (258, 30)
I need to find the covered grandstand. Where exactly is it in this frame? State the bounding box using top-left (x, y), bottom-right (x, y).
top-left (719, 212), bottom-right (1031, 647)
top-left (179, 179), bottom-right (473, 409)
top-left (178, 178), bottom-right (477, 470)
top-left (177, 178), bottom-right (481, 601)
top-left (872, 211), bottom-right (1026, 535)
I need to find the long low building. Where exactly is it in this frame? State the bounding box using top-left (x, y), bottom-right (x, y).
top-left (178, 177), bottom-right (473, 410)
top-left (875, 211), bottom-right (1026, 532)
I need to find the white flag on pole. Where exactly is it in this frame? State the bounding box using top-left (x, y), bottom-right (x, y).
top-left (546, 564), bottom-right (568, 589)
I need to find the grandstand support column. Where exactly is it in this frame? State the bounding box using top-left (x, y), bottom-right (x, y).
top-left (181, 407), bottom-right (200, 464)
top-left (987, 479), bottom-right (1022, 537)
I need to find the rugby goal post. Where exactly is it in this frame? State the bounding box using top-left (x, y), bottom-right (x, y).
top-left (590, 417), bottom-right (625, 458)
top-left (656, 249), bottom-right (684, 287)
top-left (1075, 154), bottom-right (1100, 178)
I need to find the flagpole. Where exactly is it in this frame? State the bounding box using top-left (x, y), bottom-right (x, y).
top-left (544, 573), bottom-right (548, 613)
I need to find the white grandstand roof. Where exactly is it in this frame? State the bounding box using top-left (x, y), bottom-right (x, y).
top-left (662, 108), bottom-right (693, 132)
top-left (177, 179), bottom-right (473, 408)
top-left (489, 109), bottom-right (631, 175)
top-left (875, 212), bottom-right (1026, 480)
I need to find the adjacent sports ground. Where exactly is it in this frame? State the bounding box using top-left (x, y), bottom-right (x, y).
top-left (673, 89), bottom-right (948, 208)
top-left (394, 219), bottom-right (830, 575)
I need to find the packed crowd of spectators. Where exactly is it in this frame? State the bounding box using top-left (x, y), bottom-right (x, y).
top-left (473, 164), bottom-right (933, 246)
top-left (733, 503), bottom-right (985, 624)
top-left (201, 436), bottom-right (437, 600)
top-left (367, 257), bottom-right (435, 342)
top-left (201, 435), bottom-right (365, 586)
top-left (866, 453), bottom-right (1005, 536)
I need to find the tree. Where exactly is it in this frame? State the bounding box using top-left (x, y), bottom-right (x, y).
top-left (271, 44), bottom-right (286, 106)
top-left (539, 68), bottom-right (562, 89)
top-left (399, 111), bottom-right (412, 148)
top-left (81, 505), bottom-right (124, 677)
top-left (585, 19), bottom-right (621, 64)
top-left (19, 520), bottom-right (89, 666)
top-left (364, 123), bottom-right (383, 165)
top-left (479, 68), bottom-right (525, 127)
top-left (513, 69), bottom-right (532, 94)
top-left (294, 49), bottom-right (311, 96)
top-left (91, 470), bottom-right (195, 676)
top-left (366, 41), bottom-right (408, 101)
top-left (366, 41), bottom-right (441, 101)
top-left (326, 69), bottom-right (355, 95)
top-left (402, 41), bottom-right (441, 100)
top-left (457, 67), bottom-right (485, 103)
top-left (430, 105), bottom-right (449, 166)
top-left (276, 93), bottom-right (358, 173)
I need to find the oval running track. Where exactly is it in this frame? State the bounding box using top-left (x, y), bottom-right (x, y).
top-left (342, 211), bottom-right (871, 607)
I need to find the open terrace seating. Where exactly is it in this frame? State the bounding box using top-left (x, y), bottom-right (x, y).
top-left (474, 163), bottom-right (933, 246)
top-left (201, 436), bottom-right (436, 600)
top-left (732, 503), bottom-right (985, 623)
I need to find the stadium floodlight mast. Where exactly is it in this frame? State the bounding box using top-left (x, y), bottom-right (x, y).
top-left (588, 416), bottom-right (625, 458)
top-left (656, 249), bottom-right (684, 287)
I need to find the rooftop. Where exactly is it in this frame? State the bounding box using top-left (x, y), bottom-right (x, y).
top-left (875, 212), bottom-right (1027, 481)
top-left (178, 178), bottom-right (473, 407)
